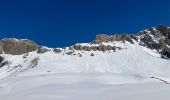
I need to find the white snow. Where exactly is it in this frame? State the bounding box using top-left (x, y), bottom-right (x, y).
top-left (167, 45), bottom-right (170, 48)
top-left (0, 41), bottom-right (170, 100)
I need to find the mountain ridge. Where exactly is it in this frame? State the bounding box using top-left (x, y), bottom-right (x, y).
top-left (0, 24), bottom-right (170, 59)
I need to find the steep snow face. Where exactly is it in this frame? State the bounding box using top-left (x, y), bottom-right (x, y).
top-left (0, 41), bottom-right (169, 79)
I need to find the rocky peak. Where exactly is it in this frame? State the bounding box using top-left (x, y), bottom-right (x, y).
top-left (0, 38), bottom-right (39, 55)
top-left (138, 24), bottom-right (170, 58)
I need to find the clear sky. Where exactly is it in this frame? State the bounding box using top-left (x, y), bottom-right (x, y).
top-left (0, 0), bottom-right (170, 47)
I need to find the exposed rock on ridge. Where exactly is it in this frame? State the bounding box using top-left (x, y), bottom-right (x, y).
top-left (70, 25), bottom-right (170, 58)
top-left (72, 45), bottom-right (116, 52)
top-left (0, 25), bottom-right (170, 59)
top-left (93, 34), bottom-right (137, 44)
top-left (0, 38), bottom-right (39, 55)
top-left (139, 25), bottom-right (170, 58)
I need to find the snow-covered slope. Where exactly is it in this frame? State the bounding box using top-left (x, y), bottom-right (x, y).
top-left (0, 40), bottom-right (170, 100)
top-left (1, 41), bottom-right (170, 79)
top-left (0, 25), bottom-right (170, 100)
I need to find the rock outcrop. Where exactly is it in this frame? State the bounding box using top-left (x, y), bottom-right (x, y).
top-left (37, 47), bottom-right (50, 54)
top-left (53, 48), bottom-right (62, 53)
top-left (93, 34), bottom-right (137, 44)
top-left (0, 56), bottom-right (8, 68)
top-left (72, 45), bottom-right (117, 52)
top-left (0, 38), bottom-right (39, 55)
top-left (139, 25), bottom-right (170, 58)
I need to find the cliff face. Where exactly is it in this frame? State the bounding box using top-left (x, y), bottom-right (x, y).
top-left (0, 38), bottom-right (39, 55)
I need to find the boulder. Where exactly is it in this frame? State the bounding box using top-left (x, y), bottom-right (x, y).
top-left (82, 46), bottom-right (91, 51)
top-left (53, 48), bottom-right (62, 53)
top-left (90, 53), bottom-right (95, 56)
top-left (98, 45), bottom-right (103, 51)
top-left (107, 45), bottom-right (113, 50)
top-left (78, 53), bottom-right (82, 57)
top-left (23, 53), bottom-right (29, 59)
top-left (37, 47), bottom-right (49, 54)
top-left (102, 45), bottom-right (107, 51)
top-left (112, 46), bottom-right (116, 50)
top-left (66, 51), bottom-right (74, 55)
top-left (73, 45), bottom-right (80, 50)
top-left (83, 46), bottom-right (88, 51)
top-left (91, 46), bottom-right (98, 51)
top-left (161, 46), bottom-right (170, 58)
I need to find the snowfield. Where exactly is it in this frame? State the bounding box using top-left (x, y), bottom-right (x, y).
top-left (0, 41), bottom-right (170, 100)
top-left (1, 74), bottom-right (170, 100)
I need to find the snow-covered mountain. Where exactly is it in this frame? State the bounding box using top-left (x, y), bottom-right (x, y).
top-left (0, 25), bottom-right (170, 100)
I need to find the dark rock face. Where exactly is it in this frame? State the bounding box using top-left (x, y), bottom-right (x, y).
top-left (140, 25), bottom-right (170, 59)
top-left (0, 38), bottom-right (39, 55)
top-left (0, 56), bottom-right (8, 68)
top-left (0, 61), bottom-right (8, 68)
top-left (0, 56), bottom-right (4, 63)
top-left (162, 49), bottom-right (170, 58)
top-left (143, 34), bottom-right (160, 50)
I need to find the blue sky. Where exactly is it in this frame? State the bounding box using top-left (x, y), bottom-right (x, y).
top-left (0, 0), bottom-right (170, 47)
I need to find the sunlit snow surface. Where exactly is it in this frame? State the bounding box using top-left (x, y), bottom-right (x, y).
top-left (0, 41), bottom-right (170, 100)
